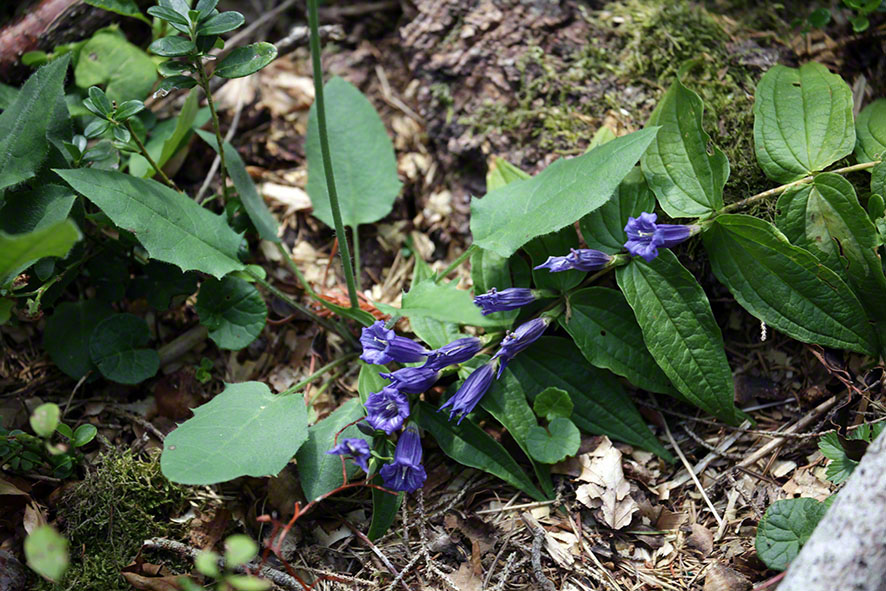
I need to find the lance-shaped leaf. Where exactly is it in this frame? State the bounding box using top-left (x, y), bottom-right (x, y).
top-left (407, 258), bottom-right (464, 349)
top-left (55, 169), bottom-right (245, 279)
top-left (161, 382), bottom-right (308, 484)
top-left (704, 214), bottom-right (878, 355)
top-left (0, 219), bottom-right (80, 285)
top-left (753, 63), bottom-right (855, 183)
top-left (579, 167), bottom-right (655, 254)
top-left (296, 398), bottom-right (365, 501)
top-left (641, 79), bottom-right (729, 217)
top-left (617, 251), bottom-right (740, 425)
top-left (471, 128), bottom-right (658, 257)
top-left (775, 173), bottom-right (886, 321)
top-left (855, 99), bottom-right (886, 163)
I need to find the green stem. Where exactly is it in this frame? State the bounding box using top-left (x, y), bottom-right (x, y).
top-left (434, 244), bottom-right (477, 283)
top-left (282, 353), bottom-right (358, 396)
top-left (307, 0), bottom-right (359, 310)
top-left (195, 60), bottom-right (231, 203)
top-left (719, 160), bottom-right (882, 214)
top-left (276, 242), bottom-right (318, 297)
top-left (352, 225), bottom-right (361, 292)
top-left (306, 367), bottom-right (347, 406)
top-left (125, 120), bottom-right (177, 190)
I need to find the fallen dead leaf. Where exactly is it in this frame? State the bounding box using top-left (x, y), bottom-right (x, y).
top-left (686, 523), bottom-right (714, 557)
top-left (261, 182), bottom-right (312, 216)
top-left (782, 467), bottom-right (831, 501)
top-left (22, 502), bottom-right (46, 534)
top-left (449, 562), bottom-right (483, 591)
top-left (703, 562), bottom-right (751, 591)
top-left (575, 437), bottom-right (638, 529)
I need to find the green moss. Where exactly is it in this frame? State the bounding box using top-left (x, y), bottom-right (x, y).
top-left (35, 450), bottom-right (189, 591)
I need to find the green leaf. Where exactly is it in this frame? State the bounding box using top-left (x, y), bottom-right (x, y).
top-left (0, 220), bottom-right (81, 286)
top-left (196, 129), bottom-right (279, 243)
top-left (44, 300), bottom-right (113, 379)
top-left (753, 63), bottom-right (855, 183)
top-left (55, 169), bottom-right (245, 279)
top-left (470, 128), bottom-right (658, 257)
top-left (130, 89), bottom-right (208, 177)
top-left (486, 156), bottom-right (530, 191)
top-left (526, 417), bottom-right (580, 464)
top-left (406, 258), bottom-right (464, 349)
top-left (149, 36), bottom-right (196, 57)
top-left (775, 173), bottom-right (886, 321)
top-left (225, 575), bottom-right (271, 591)
top-left (196, 276), bottom-right (267, 350)
top-left (74, 31), bottom-right (157, 103)
top-left (579, 167), bottom-right (655, 254)
top-left (616, 251), bottom-right (740, 424)
top-left (87, 86), bottom-right (113, 117)
top-left (0, 298), bottom-right (13, 325)
top-left (306, 77), bottom-right (402, 229)
top-left (25, 525), bottom-right (69, 581)
top-left (72, 424), bottom-right (97, 447)
top-left (524, 227), bottom-right (585, 291)
top-left (89, 313), bottom-right (159, 384)
top-left (357, 362), bottom-right (387, 404)
top-left (872, 162), bottom-right (886, 197)
top-left (562, 287), bottom-right (673, 395)
top-left (755, 498), bottom-right (827, 571)
top-left (224, 534), bottom-right (258, 566)
top-left (507, 337), bottom-right (672, 460)
top-left (30, 403), bottom-right (60, 438)
top-left (703, 214), bottom-right (878, 355)
top-left (641, 78), bottom-right (729, 217)
top-left (369, 482), bottom-right (402, 541)
top-left (147, 5), bottom-right (189, 25)
top-left (194, 551), bottom-right (220, 577)
top-left (0, 55), bottom-right (70, 192)
top-left (214, 42), bottom-right (278, 79)
top-left (296, 398), bottom-right (365, 500)
top-left (84, 0), bottom-right (150, 23)
top-left (532, 387), bottom-right (572, 420)
top-left (114, 99), bottom-right (144, 121)
top-left (469, 248), bottom-right (529, 328)
top-left (197, 11), bottom-right (244, 35)
top-left (855, 99), bottom-right (886, 163)
top-left (415, 400), bottom-right (546, 501)
top-left (130, 261), bottom-right (198, 309)
top-left (161, 382), bottom-right (308, 484)
top-left (377, 280), bottom-right (499, 328)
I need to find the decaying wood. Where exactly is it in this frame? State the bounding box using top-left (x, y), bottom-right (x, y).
top-left (778, 430), bottom-right (886, 590)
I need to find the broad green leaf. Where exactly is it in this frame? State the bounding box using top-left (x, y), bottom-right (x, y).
top-left (704, 214), bottom-right (878, 355)
top-left (357, 362), bottom-right (387, 404)
top-left (526, 418), bottom-right (580, 464)
top-left (0, 82), bottom-right (18, 109)
top-left (872, 162), bottom-right (886, 197)
top-left (196, 129), bottom-right (279, 243)
top-left (25, 525), bottom-right (69, 581)
top-left (471, 127), bottom-right (658, 257)
top-left (55, 169), bottom-right (245, 279)
top-left (84, 0), bottom-right (150, 22)
top-left (0, 184), bottom-right (76, 234)
top-left (306, 77), bottom-right (401, 228)
top-left (149, 36), bottom-right (196, 57)
top-left (855, 99), bottom-right (886, 163)
top-left (414, 401), bottom-right (546, 501)
top-left (0, 220), bottom-right (81, 285)
top-left (0, 55), bottom-right (70, 192)
top-left (44, 300), bottom-right (113, 379)
top-left (641, 79), bottom-right (729, 217)
top-left (562, 287), bottom-right (673, 395)
top-left (74, 31), bottom-right (157, 103)
top-left (214, 43), bottom-right (278, 78)
top-left (376, 280), bottom-right (499, 328)
top-left (161, 382), bottom-right (308, 484)
top-left (130, 261), bottom-right (199, 310)
top-left (755, 498), bottom-right (827, 571)
top-left (818, 423), bottom-right (883, 484)
top-left (30, 403), bottom-right (60, 438)
top-left (224, 534), bottom-right (258, 566)
top-left (369, 481), bottom-right (402, 541)
top-left (508, 337), bottom-right (672, 460)
top-left (533, 387), bottom-right (572, 420)
top-left (89, 314), bottom-right (159, 384)
top-left (486, 156), bottom-right (530, 191)
top-left (775, 173), bottom-right (886, 321)
top-left (753, 63), bottom-right (855, 182)
top-left (296, 398), bottom-right (365, 501)
top-left (579, 167), bottom-right (655, 254)
top-left (196, 276), bottom-right (267, 350)
top-left (524, 227), bottom-right (584, 291)
top-left (407, 258), bottom-right (463, 349)
top-left (616, 251), bottom-right (740, 424)
top-left (197, 11), bottom-right (244, 36)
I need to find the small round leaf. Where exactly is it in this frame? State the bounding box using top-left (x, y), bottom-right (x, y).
top-left (44, 300), bottom-right (113, 379)
top-left (226, 575), bottom-right (271, 591)
top-left (24, 525), bottom-right (69, 581)
top-left (88, 313), bottom-right (159, 384)
top-left (526, 417), bottom-right (581, 464)
top-left (197, 11), bottom-right (244, 36)
top-left (157, 60), bottom-right (195, 77)
top-left (87, 86), bottom-right (113, 117)
top-left (532, 387), bottom-right (573, 420)
top-left (214, 43), bottom-right (277, 79)
top-left (149, 36), bottom-right (196, 57)
top-left (30, 403), bottom-right (60, 438)
top-left (196, 276), bottom-right (267, 350)
top-left (194, 550), bottom-right (220, 577)
top-left (224, 534), bottom-right (258, 567)
top-left (72, 424), bottom-right (97, 447)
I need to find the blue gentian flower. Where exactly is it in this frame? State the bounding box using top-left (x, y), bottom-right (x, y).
top-left (492, 317), bottom-right (551, 377)
top-left (439, 362), bottom-right (496, 423)
top-left (624, 212), bottom-right (697, 262)
top-left (423, 337), bottom-right (483, 370)
top-left (326, 438), bottom-right (371, 472)
top-left (473, 287), bottom-right (536, 315)
top-left (364, 387), bottom-right (410, 434)
top-left (379, 424), bottom-right (427, 493)
top-left (360, 320), bottom-right (430, 365)
top-left (380, 366), bottom-right (440, 394)
top-left (534, 248), bottom-right (613, 273)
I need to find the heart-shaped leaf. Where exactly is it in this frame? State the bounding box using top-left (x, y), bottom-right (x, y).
top-left (526, 417), bottom-right (580, 464)
top-left (532, 387), bottom-right (572, 421)
top-left (44, 300), bottom-right (113, 379)
top-left (89, 313), bottom-right (159, 384)
top-left (196, 276), bottom-right (267, 350)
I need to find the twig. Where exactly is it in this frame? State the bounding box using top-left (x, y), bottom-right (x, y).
top-left (196, 83), bottom-right (245, 204)
top-left (105, 407), bottom-right (167, 442)
top-left (474, 499), bottom-right (558, 514)
top-left (520, 514), bottom-right (556, 591)
top-left (662, 418), bottom-right (725, 530)
top-left (276, 24), bottom-right (344, 58)
top-left (126, 120), bottom-right (178, 190)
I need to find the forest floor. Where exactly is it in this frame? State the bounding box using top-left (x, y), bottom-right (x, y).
top-left (2, 1), bottom-right (886, 590)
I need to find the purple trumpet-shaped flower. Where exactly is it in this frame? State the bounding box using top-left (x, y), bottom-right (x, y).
top-left (380, 366), bottom-right (440, 394)
top-left (439, 362), bottom-right (496, 423)
top-left (326, 438), bottom-right (371, 472)
top-left (534, 248), bottom-right (613, 273)
top-left (623, 212), bottom-right (698, 262)
top-left (491, 316), bottom-right (552, 377)
top-left (379, 424), bottom-right (427, 493)
top-left (364, 386), bottom-right (410, 434)
top-left (360, 320), bottom-right (430, 365)
top-left (473, 287), bottom-right (536, 315)
top-left (423, 337), bottom-right (483, 370)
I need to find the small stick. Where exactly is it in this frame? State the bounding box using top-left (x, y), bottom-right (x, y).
top-left (662, 418), bottom-right (725, 530)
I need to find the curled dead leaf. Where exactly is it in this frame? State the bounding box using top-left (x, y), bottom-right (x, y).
top-left (574, 437), bottom-right (638, 530)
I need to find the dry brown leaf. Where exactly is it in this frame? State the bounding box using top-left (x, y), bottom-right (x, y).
top-left (261, 182), bottom-right (312, 216)
top-left (121, 572), bottom-right (185, 591)
top-left (686, 523), bottom-right (714, 557)
top-left (22, 502), bottom-right (46, 534)
top-left (575, 437), bottom-right (638, 529)
top-left (703, 562), bottom-right (750, 591)
top-left (449, 562), bottom-right (483, 591)
top-left (0, 478), bottom-right (29, 497)
top-left (782, 467), bottom-right (831, 501)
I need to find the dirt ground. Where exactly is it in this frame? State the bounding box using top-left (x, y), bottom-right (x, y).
top-left (2, 1), bottom-right (886, 590)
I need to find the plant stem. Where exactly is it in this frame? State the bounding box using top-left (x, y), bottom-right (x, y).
top-left (434, 244), bottom-right (477, 283)
top-left (276, 242), bottom-right (318, 297)
top-left (719, 160), bottom-right (882, 214)
top-left (306, 367), bottom-right (347, 405)
top-left (307, 0), bottom-right (359, 310)
top-left (282, 353), bottom-right (357, 396)
top-left (125, 120), bottom-right (177, 190)
top-left (352, 225), bottom-right (361, 291)
top-left (195, 60), bottom-right (231, 203)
